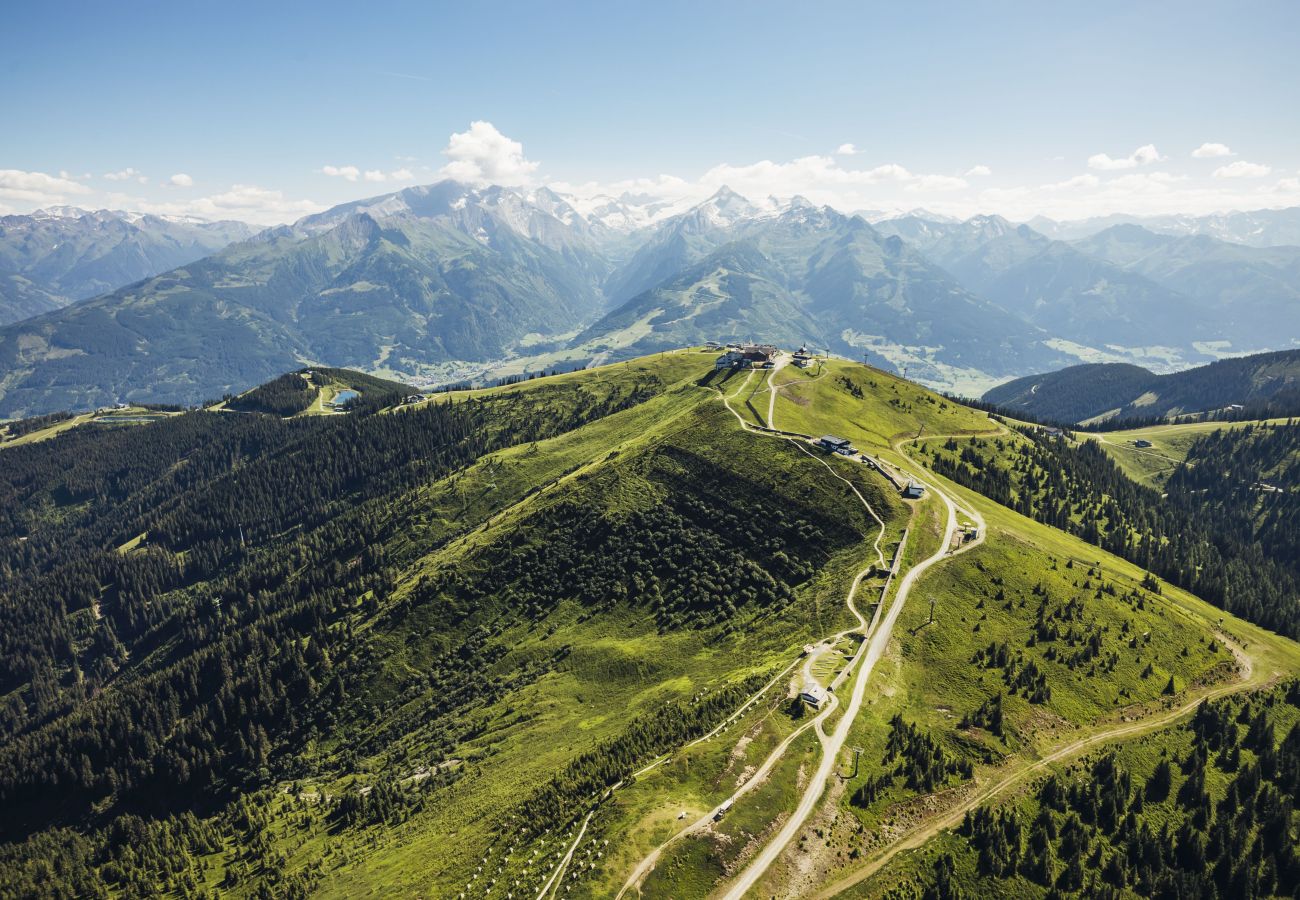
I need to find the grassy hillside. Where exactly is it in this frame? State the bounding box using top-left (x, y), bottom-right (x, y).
top-left (725, 377), bottom-right (1300, 897)
top-left (1085, 418), bottom-right (1295, 487)
top-left (1, 347), bottom-right (1297, 900)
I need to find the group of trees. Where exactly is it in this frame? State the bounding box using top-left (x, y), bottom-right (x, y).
top-left (519, 675), bottom-right (766, 826)
top-left (852, 714), bottom-right (973, 808)
top-left (971, 640), bottom-right (1051, 704)
top-left (226, 372), bottom-right (318, 416)
top-left (942, 683), bottom-right (1300, 899)
top-left (1, 410), bottom-right (74, 440)
top-left (924, 425), bottom-right (1300, 638)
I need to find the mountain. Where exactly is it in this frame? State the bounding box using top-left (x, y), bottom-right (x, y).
top-left (600, 186), bottom-right (769, 304)
top-left (3, 351), bottom-right (1295, 898)
top-left (1030, 205), bottom-right (1300, 247)
top-left (1074, 224), bottom-right (1300, 347)
top-left (575, 240), bottom-right (828, 354)
top-left (878, 214), bottom-right (1211, 349)
top-left (4, 185), bottom-right (1299, 418)
top-left (0, 182), bottom-right (610, 417)
top-left (0, 207), bottom-right (255, 325)
top-left (982, 348), bottom-right (1300, 423)
top-left (584, 202), bottom-right (1069, 385)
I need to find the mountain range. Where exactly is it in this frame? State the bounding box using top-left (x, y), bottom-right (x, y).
top-left (1028, 206), bottom-right (1300, 246)
top-left (0, 207), bottom-right (255, 325)
top-left (1, 183), bottom-right (1299, 418)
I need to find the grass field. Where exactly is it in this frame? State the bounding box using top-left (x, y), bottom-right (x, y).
top-left (1082, 418), bottom-right (1294, 487)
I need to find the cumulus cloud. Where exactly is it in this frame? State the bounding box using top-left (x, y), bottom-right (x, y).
top-left (104, 167), bottom-right (148, 183)
top-left (321, 165), bottom-right (361, 182)
top-left (322, 165), bottom-right (414, 184)
top-left (964, 165), bottom-right (992, 177)
top-left (1213, 160), bottom-right (1272, 178)
top-left (438, 120), bottom-right (540, 185)
top-left (1087, 144), bottom-right (1164, 171)
top-left (0, 168), bottom-right (92, 206)
top-left (1191, 142), bottom-right (1234, 159)
top-left (835, 143), bottom-right (860, 156)
top-left (166, 173), bottom-right (193, 187)
top-left (102, 184), bottom-right (325, 226)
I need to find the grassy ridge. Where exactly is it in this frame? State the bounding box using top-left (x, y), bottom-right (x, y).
top-left (737, 365), bottom-right (1300, 898)
top-left (3, 349), bottom-right (1299, 900)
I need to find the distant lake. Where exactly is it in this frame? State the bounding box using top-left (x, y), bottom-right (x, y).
top-left (333, 390), bottom-right (360, 405)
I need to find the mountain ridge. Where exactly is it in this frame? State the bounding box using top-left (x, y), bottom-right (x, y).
top-left (981, 347), bottom-right (1300, 423)
top-left (0, 207), bottom-right (256, 325)
top-left (2, 185), bottom-right (1300, 417)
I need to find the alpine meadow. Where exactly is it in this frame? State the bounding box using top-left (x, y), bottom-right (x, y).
top-left (4, 3), bottom-right (1300, 899)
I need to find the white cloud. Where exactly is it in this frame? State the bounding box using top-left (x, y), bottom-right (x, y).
top-left (105, 184), bottom-right (325, 226)
top-left (1087, 144), bottom-right (1164, 170)
top-left (835, 143), bottom-right (860, 156)
top-left (439, 120), bottom-right (540, 185)
top-left (166, 173), bottom-right (194, 187)
top-left (104, 167), bottom-right (148, 184)
top-left (1276, 177), bottom-right (1300, 191)
top-left (908, 173), bottom-right (968, 192)
top-left (1191, 142), bottom-right (1234, 159)
top-left (321, 165), bottom-right (361, 182)
top-left (1213, 160), bottom-right (1271, 178)
top-left (964, 165), bottom-right (992, 177)
top-left (1044, 173), bottom-right (1101, 191)
top-left (322, 165), bottom-right (414, 184)
top-left (0, 168), bottom-right (92, 206)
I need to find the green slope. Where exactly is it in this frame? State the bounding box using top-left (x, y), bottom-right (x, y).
top-left (1, 349), bottom-right (1297, 900)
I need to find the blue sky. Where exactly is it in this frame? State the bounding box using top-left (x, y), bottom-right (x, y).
top-left (3, 0), bottom-right (1298, 224)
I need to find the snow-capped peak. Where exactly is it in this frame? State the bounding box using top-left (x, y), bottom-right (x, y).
top-left (32, 206), bottom-right (92, 220)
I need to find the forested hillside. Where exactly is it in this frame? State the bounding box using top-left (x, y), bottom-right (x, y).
top-left (982, 350), bottom-right (1300, 424)
top-left (225, 367), bottom-right (414, 417)
top-left (896, 681), bottom-right (1300, 900)
top-left (0, 351), bottom-right (908, 896)
top-left (2, 350), bottom-right (1298, 899)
